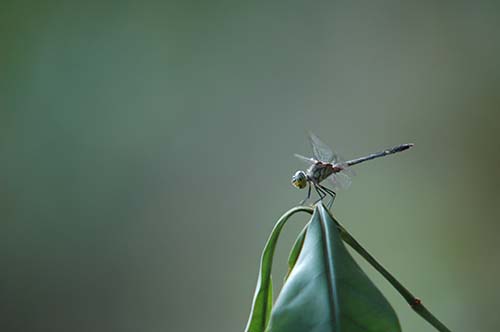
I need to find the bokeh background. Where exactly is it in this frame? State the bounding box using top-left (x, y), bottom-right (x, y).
top-left (1, 1), bottom-right (499, 331)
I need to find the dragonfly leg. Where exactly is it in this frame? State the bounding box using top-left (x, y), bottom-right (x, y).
top-left (319, 185), bottom-right (336, 208)
top-left (299, 182), bottom-right (312, 205)
top-left (313, 184), bottom-right (327, 204)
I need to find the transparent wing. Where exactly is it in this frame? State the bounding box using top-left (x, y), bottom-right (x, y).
top-left (327, 172), bottom-right (352, 190)
top-left (308, 132), bottom-right (340, 163)
top-left (294, 153), bottom-right (316, 165)
top-left (336, 162), bottom-right (357, 177)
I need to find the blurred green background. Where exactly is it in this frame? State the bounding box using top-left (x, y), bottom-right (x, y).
top-left (1, 0), bottom-right (499, 331)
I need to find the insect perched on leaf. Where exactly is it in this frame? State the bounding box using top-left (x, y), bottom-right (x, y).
top-left (292, 133), bottom-right (414, 207)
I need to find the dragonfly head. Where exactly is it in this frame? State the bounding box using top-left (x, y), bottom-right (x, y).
top-left (291, 170), bottom-right (308, 189)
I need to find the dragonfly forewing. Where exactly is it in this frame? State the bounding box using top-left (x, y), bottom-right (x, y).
top-left (294, 153), bottom-right (316, 164)
top-left (308, 132), bottom-right (337, 163)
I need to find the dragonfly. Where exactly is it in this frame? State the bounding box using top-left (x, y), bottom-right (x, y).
top-left (291, 133), bottom-right (414, 207)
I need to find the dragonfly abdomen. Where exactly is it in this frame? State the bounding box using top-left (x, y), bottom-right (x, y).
top-left (346, 143), bottom-right (414, 167)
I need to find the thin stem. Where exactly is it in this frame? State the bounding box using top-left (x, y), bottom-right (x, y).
top-left (329, 212), bottom-right (452, 332)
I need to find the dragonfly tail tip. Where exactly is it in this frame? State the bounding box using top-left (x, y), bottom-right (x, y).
top-left (401, 143), bottom-right (415, 151)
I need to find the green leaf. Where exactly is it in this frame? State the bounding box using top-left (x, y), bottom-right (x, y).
top-left (244, 207), bottom-right (313, 332)
top-left (266, 204), bottom-right (401, 332)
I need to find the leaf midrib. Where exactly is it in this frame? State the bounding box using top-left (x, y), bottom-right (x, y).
top-left (318, 209), bottom-right (341, 331)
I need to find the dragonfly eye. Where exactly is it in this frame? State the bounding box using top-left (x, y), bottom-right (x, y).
top-left (291, 171), bottom-right (307, 189)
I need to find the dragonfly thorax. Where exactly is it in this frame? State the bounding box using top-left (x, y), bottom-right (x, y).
top-left (308, 162), bottom-right (334, 183)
